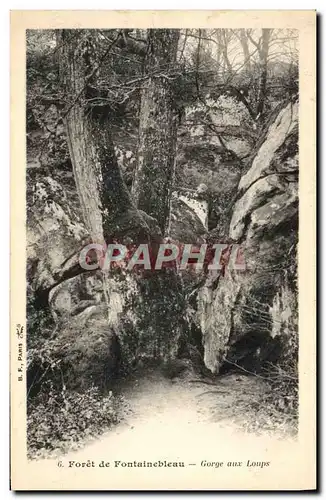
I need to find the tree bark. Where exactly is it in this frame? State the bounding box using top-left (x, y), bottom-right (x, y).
top-left (59, 30), bottom-right (151, 244)
top-left (221, 30), bottom-right (233, 77)
top-left (57, 29), bottom-right (187, 370)
top-left (132, 29), bottom-right (180, 235)
top-left (256, 29), bottom-right (271, 121)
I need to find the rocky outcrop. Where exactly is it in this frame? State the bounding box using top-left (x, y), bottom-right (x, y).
top-left (198, 100), bottom-right (299, 373)
top-left (27, 172), bottom-right (196, 390)
top-left (170, 191), bottom-right (207, 243)
top-left (26, 174), bottom-right (120, 390)
top-left (27, 173), bottom-right (88, 293)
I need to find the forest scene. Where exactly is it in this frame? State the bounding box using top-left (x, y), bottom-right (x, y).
top-left (26, 27), bottom-right (299, 459)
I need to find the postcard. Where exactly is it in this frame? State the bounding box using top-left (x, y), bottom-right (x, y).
top-left (10, 10), bottom-right (316, 490)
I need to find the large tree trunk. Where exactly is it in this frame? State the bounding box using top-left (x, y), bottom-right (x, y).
top-left (132, 29), bottom-right (180, 235)
top-left (129, 29), bottom-right (189, 365)
top-left (53, 30), bottom-right (159, 386)
top-left (57, 29), bottom-right (187, 374)
top-left (59, 30), bottom-right (151, 245)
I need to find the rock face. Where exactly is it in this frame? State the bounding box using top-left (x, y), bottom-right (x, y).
top-left (27, 173), bottom-right (88, 292)
top-left (170, 189), bottom-right (207, 243)
top-left (27, 171), bottom-right (201, 390)
top-left (26, 173), bottom-right (121, 390)
top-left (28, 100), bottom-right (299, 386)
top-left (198, 101), bottom-right (299, 373)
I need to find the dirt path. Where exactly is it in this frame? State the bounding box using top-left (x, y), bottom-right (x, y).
top-left (65, 369), bottom-right (292, 457)
top-left (26, 370), bottom-right (299, 489)
top-left (115, 370), bottom-right (266, 429)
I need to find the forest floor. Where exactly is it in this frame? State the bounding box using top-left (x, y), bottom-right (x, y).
top-left (60, 368), bottom-right (296, 454)
top-left (27, 368), bottom-right (298, 488)
top-left (110, 367), bottom-right (297, 438)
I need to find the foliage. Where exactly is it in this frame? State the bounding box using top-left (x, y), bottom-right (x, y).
top-left (27, 383), bottom-right (125, 459)
top-left (228, 378), bottom-right (298, 436)
top-left (26, 298), bottom-right (125, 459)
top-left (225, 280), bottom-right (299, 432)
top-left (26, 287), bottom-right (54, 351)
top-left (266, 280), bottom-right (299, 419)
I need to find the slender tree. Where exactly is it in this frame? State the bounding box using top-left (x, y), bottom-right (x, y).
top-left (238, 29), bottom-right (251, 74)
top-left (132, 29), bottom-right (180, 235)
top-left (256, 29), bottom-right (272, 120)
top-left (246, 28), bottom-right (272, 123)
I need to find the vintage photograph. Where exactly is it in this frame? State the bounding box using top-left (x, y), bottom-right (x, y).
top-left (25, 26), bottom-right (300, 463)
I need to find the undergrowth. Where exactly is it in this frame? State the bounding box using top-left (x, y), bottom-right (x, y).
top-left (27, 383), bottom-right (127, 459)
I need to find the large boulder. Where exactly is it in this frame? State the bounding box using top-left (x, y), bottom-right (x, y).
top-left (27, 173), bottom-right (88, 293)
top-left (27, 171), bottom-right (194, 388)
top-left (198, 100), bottom-right (299, 373)
top-left (26, 173), bottom-right (123, 390)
